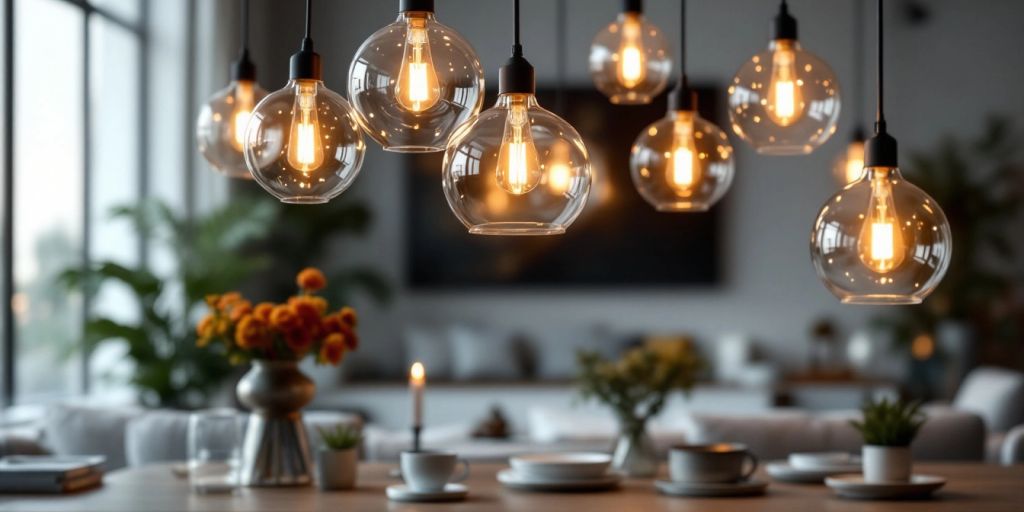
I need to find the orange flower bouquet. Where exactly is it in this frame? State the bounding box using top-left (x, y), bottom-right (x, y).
top-left (196, 267), bottom-right (359, 366)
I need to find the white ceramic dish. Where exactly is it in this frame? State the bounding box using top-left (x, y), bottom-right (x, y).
top-left (509, 452), bottom-right (612, 481)
top-left (788, 452), bottom-right (853, 470)
top-left (825, 474), bottom-right (946, 500)
top-left (766, 461), bottom-right (862, 483)
top-left (385, 483), bottom-right (468, 503)
top-left (655, 479), bottom-right (769, 498)
top-left (496, 468), bottom-right (621, 492)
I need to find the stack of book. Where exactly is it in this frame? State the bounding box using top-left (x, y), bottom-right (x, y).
top-left (0, 455), bottom-right (105, 493)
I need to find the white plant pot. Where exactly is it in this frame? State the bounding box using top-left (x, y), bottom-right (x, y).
top-left (316, 448), bottom-right (358, 490)
top-left (862, 445), bottom-right (911, 483)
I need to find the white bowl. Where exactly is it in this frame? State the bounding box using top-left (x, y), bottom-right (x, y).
top-left (509, 453), bottom-right (612, 480)
top-left (788, 452), bottom-right (852, 470)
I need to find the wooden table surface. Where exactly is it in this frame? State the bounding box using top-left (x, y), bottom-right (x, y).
top-left (1, 462), bottom-right (1021, 511)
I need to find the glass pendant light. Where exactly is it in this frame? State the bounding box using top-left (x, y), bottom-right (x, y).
top-left (833, 4), bottom-right (866, 184)
top-left (348, 0), bottom-right (485, 152)
top-left (728, 0), bottom-right (841, 155)
top-left (810, 0), bottom-right (951, 305)
top-left (442, 0), bottom-right (591, 235)
top-left (630, 0), bottom-right (734, 212)
top-left (196, 0), bottom-right (267, 179)
top-left (589, 0), bottom-right (672, 105)
top-left (244, 0), bottom-right (365, 204)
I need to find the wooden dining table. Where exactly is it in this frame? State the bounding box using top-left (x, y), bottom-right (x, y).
top-left (1, 462), bottom-right (1021, 511)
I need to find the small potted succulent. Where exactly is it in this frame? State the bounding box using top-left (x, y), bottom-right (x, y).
top-left (315, 424), bottom-right (362, 491)
top-left (850, 398), bottom-right (926, 483)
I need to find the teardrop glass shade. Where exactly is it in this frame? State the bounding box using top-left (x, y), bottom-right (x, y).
top-left (348, 12), bottom-right (485, 153)
top-left (810, 167), bottom-right (952, 304)
top-left (244, 79), bottom-right (365, 204)
top-left (630, 110), bottom-right (735, 212)
top-left (442, 94), bottom-right (592, 235)
top-left (728, 39), bottom-right (841, 155)
top-left (589, 12), bottom-right (672, 105)
top-left (196, 80), bottom-right (268, 178)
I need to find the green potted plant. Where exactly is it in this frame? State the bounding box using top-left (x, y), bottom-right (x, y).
top-left (576, 344), bottom-right (700, 477)
top-left (316, 424), bottom-right (363, 491)
top-left (850, 398), bottom-right (926, 483)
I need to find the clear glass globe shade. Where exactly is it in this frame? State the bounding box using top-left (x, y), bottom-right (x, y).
top-left (589, 12), bottom-right (672, 105)
top-left (196, 80), bottom-right (268, 179)
top-left (832, 139), bottom-right (865, 185)
top-left (728, 39), bottom-right (841, 155)
top-left (810, 167), bottom-right (952, 304)
top-left (630, 110), bottom-right (735, 212)
top-left (349, 12), bottom-right (484, 153)
top-left (244, 79), bottom-right (365, 204)
top-left (442, 93), bottom-right (592, 235)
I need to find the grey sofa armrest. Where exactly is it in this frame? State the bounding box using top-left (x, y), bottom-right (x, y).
top-left (1000, 425), bottom-right (1024, 466)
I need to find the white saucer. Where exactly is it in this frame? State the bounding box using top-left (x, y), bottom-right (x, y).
top-left (510, 452), bottom-right (612, 480)
top-left (497, 468), bottom-right (621, 492)
top-left (385, 483), bottom-right (468, 503)
top-left (825, 474), bottom-right (946, 500)
top-left (767, 461), bottom-right (862, 483)
top-left (655, 479), bottom-right (769, 497)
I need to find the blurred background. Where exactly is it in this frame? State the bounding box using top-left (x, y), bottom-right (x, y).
top-left (1, 0), bottom-right (1022, 425)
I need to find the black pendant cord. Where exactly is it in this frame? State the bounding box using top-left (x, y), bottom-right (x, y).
top-left (668, 0), bottom-right (695, 111)
top-left (289, 0), bottom-right (322, 80)
top-left (864, 0), bottom-right (897, 167)
top-left (231, 0), bottom-right (256, 81)
top-left (851, 0), bottom-right (865, 141)
top-left (773, 0), bottom-right (797, 40)
top-left (498, 0), bottom-right (535, 95)
top-left (555, 0), bottom-right (567, 116)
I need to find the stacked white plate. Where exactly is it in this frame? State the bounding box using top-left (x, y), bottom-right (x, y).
top-left (767, 452), bottom-right (862, 484)
top-left (498, 453), bottom-right (621, 492)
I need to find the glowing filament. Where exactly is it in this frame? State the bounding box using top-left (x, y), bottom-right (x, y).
top-left (616, 14), bottom-right (647, 88)
top-left (496, 95), bottom-right (542, 195)
top-left (766, 40), bottom-right (804, 126)
top-left (230, 81), bottom-right (255, 151)
top-left (286, 81), bottom-right (325, 172)
top-left (396, 20), bottom-right (441, 113)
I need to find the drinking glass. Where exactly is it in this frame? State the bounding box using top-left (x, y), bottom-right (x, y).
top-left (187, 409), bottom-right (243, 494)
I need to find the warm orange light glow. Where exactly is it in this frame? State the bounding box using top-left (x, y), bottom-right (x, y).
top-left (496, 94), bottom-right (541, 195)
top-left (766, 40), bottom-right (804, 127)
top-left (616, 13), bottom-right (646, 88)
top-left (230, 81), bottom-right (256, 151)
top-left (409, 361), bottom-right (426, 385)
top-left (546, 141), bottom-right (573, 194)
top-left (666, 112), bottom-right (700, 196)
top-left (395, 17), bottom-right (441, 113)
top-left (842, 141), bottom-right (865, 184)
top-left (858, 169), bottom-right (906, 274)
top-left (286, 80), bottom-right (325, 172)
top-left (911, 333), bottom-right (935, 360)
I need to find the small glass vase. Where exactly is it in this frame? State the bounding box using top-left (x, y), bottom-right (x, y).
top-left (611, 420), bottom-right (657, 477)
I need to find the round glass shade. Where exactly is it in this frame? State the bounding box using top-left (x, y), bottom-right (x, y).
top-left (196, 80), bottom-right (268, 179)
top-left (810, 167), bottom-right (952, 304)
top-left (348, 12), bottom-right (484, 153)
top-left (589, 12), bottom-right (672, 105)
top-left (442, 94), bottom-right (592, 235)
top-left (832, 139), bottom-right (865, 185)
top-left (244, 79), bottom-right (365, 204)
top-left (630, 110), bottom-right (735, 212)
top-left (728, 39), bottom-right (841, 155)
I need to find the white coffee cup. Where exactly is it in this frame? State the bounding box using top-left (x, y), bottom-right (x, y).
top-left (400, 451), bottom-right (470, 493)
top-left (668, 443), bottom-right (758, 483)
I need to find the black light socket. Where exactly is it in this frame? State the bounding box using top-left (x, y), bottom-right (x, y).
top-left (864, 126), bottom-right (898, 167)
top-left (399, 0), bottom-right (434, 13)
top-left (498, 49), bottom-right (535, 95)
top-left (851, 126), bottom-right (866, 143)
top-left (231, 48), bottom-right (256, 82)
top-left (623, 0), bottom-right (642, 14)
top-left (772, 2), bottom-right (798, 40)
top-left (667, 76), bottom-right (697, 112)
top-left (289, 37), bottom-right (322, 81)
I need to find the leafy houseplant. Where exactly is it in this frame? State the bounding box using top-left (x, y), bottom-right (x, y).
top-left (850, 398), bottom-right (926, 483)
top-left (576, 345), bottom-right (700, 477)
top-left (316, 425), bottom-right (363, 491)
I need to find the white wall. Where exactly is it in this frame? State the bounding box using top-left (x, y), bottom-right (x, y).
top-left (237, 0), bottom-right (1024, 379)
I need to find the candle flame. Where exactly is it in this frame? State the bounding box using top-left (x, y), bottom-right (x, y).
top-left (410, 361), bottom-right (425, 383)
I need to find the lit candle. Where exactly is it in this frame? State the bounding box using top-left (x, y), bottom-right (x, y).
top-left (409, 362), bottom-right (425, 429)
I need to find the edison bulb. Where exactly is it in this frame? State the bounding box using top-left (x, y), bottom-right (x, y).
top-left (729, 39), bottom-right (840, 155)
top-left (590, 11), bottom-right (671, 104)
top-left (197, 80), bottom-right (268, 178)
top-left (244, 79), bottom-right (365, 204)
top-left (833, 139), bottom-right (865, 184)
top-left (810, 166), bottom-right (952, 304)
top-left (349, 10), bottom-right (483, 152)
top-left (442, 93), bottom-right (591, 235)
top-left (631, 110), bottom-right (735, 212)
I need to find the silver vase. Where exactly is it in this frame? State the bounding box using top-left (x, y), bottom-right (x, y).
top-left (611, 422), bottom-right (658, 478)
top-left (236, 360), bottom-right (315, 487)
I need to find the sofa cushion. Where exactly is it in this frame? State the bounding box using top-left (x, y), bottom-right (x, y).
top-left (43, 404), bottom-right (143, 471)
top-left (953, 367), bottom-right (1024, 432)
top-left (449, 325), bottom-right (523, 381)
